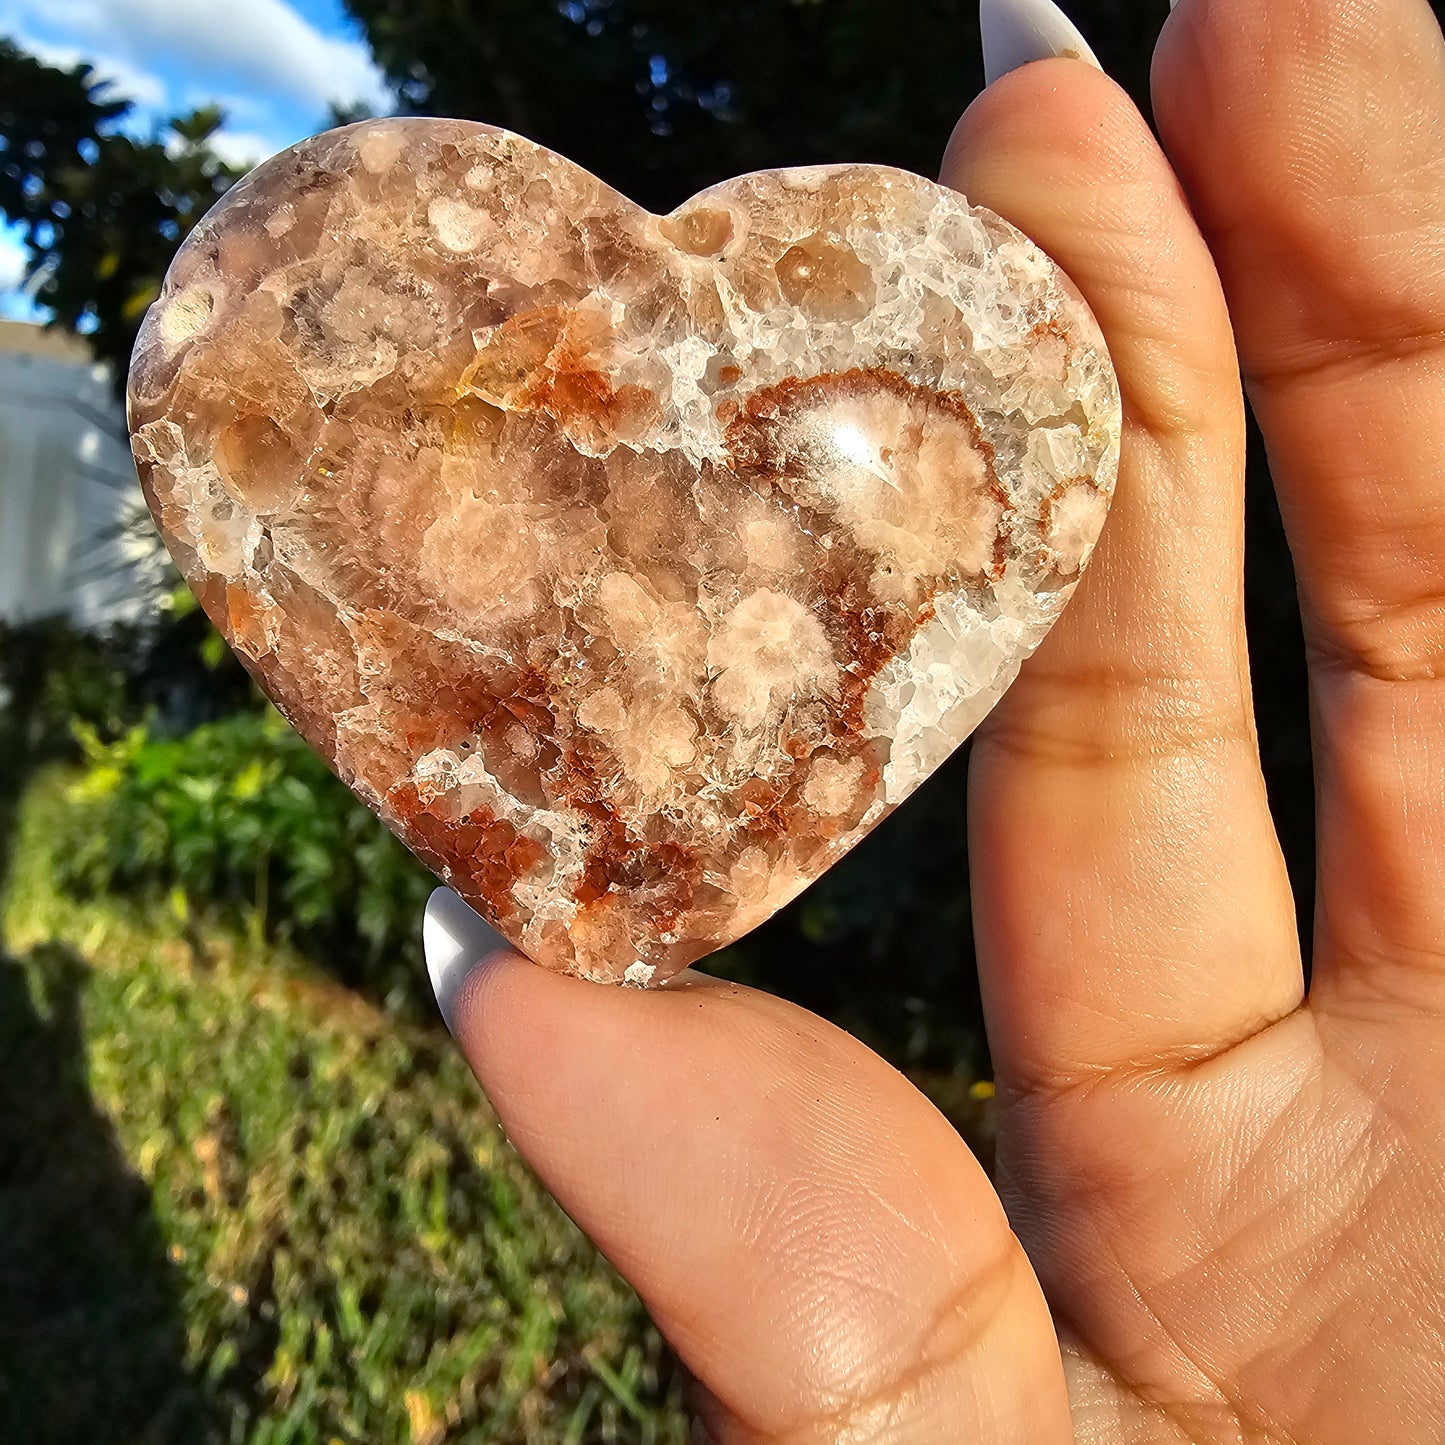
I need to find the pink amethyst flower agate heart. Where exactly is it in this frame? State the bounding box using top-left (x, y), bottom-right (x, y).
top-left (127, 119), bottom-right (1121, 984)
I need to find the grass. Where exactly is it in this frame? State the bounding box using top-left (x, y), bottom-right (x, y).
top-left (1, 769), bottom-right (690, 1443)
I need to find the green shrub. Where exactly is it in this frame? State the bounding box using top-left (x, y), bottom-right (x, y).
top-left (58, 710), bottom-right (435, 1015)
top-left (52, 696), bottom-right (992, 1064)
top-left (0, 593), bottom-right (257, 755)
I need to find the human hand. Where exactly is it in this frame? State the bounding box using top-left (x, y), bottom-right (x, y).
top-left (424, 0), bottom-right (1445, 1437)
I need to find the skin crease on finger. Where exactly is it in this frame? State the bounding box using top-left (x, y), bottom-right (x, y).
top-left (438, 2), bottom-right (1445, 1442)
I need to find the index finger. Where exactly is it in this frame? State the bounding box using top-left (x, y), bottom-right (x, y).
top-left (948, 58), bottom-right (1303, 1094)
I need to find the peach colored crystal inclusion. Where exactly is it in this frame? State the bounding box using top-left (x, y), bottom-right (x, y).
top-left (128, 119), bottom-right (1121, 983)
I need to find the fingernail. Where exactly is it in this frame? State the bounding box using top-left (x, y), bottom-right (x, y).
top-left (424, 886), bottom-right (507, 1030)
top-left (980, 0), bottom-right (1102, 85)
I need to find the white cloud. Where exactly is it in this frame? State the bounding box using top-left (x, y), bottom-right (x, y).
top-left (3, 0), bottom-right (391, 117)
top-left (206, 128), bottom-right (284, 170)
top-left (188, 89), bottom-right (278, 129)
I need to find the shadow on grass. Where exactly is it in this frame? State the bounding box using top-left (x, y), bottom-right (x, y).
top-left (0, 943), bottom-right (226, 1442)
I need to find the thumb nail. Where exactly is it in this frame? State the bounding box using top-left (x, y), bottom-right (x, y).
top-left (980, 0), bottom-right (1103, 85)
top-left (423, 886), bottom-right (507, 1030)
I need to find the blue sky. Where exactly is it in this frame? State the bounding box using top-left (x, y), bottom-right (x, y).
top-left (0, 0), bottom-right (395, 318)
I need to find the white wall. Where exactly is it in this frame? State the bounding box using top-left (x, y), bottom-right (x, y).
top-left (0, 322), bottom-right (159, 628)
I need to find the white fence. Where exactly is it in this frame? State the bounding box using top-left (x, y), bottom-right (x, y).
top-left (0, 321), bottom-right (159, 628)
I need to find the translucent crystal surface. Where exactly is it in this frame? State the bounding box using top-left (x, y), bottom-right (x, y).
top-left (128, 118), bottom-right (1121, 983)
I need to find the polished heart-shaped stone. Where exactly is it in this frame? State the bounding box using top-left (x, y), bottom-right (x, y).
top-left (128, 118), bottom-right (1120, 984)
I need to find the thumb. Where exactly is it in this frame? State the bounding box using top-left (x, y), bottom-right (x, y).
top-left (423, 888), bottom-right (1069, 1443)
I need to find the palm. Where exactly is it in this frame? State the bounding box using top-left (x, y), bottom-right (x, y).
top-left (432, 0), bottom-right (1445, 1438)
top-left (1030, 1021), bottom-right (1445, 1442)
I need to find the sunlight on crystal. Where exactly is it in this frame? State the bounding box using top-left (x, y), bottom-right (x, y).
top-left (832, 421), bottom-right (875, 467)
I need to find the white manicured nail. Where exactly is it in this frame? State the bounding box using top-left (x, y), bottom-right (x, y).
top-left (980, 0), bottom-right (1102, 85)
top-left (424, 886), bottom-right (506, 1029)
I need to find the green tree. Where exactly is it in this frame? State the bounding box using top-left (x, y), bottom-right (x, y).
top-left (0, 38), bottom-right (240, 378)
top-left (348, 0), bottom-right (1162, 212)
